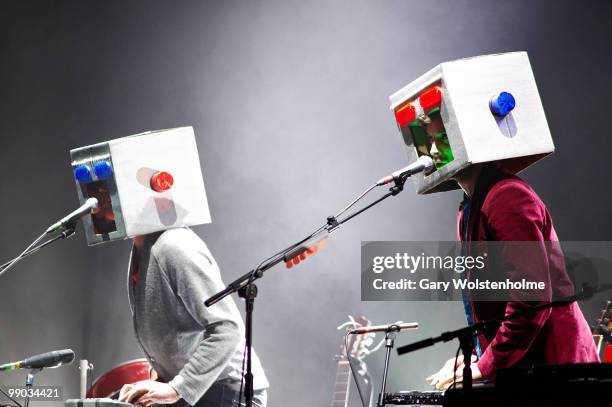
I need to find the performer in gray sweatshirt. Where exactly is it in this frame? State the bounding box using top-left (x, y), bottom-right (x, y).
top-left (68, 127), bottom-right (268, 406)
top-left (120, 228), bottom-right (268, 406)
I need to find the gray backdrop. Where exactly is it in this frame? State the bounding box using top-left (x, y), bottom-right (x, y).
top-left (1, 1), bottom-right (611, 406)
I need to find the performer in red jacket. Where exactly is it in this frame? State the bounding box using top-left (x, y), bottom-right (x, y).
top-left (425, 163), bottom-right (599, 389)
top-left (387, 52), bottom-right (600, 390)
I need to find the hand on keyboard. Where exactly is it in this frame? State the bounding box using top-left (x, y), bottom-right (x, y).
top-left (118, 380), bottom-right (180, 406)
top-left (426, 354), bottom-right (481, 390)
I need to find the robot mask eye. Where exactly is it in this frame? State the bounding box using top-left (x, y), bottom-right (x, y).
top-left (395, 103), bottom-right (417, 128)
top-left (93, 161), bottom-right (113, 180)
top-left (74, 165), bottom-right (93, 183)
top-left (419, 85), bottom-right (442, 113)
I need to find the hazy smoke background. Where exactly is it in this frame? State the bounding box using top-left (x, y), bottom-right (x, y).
top-left (1, 1), bottom-right (611, 406)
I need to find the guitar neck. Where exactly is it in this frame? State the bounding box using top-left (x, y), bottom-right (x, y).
top-left (330, 360), bottom-right (351, 407)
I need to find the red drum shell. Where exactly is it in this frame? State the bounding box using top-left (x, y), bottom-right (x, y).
top-left (605, 345), bottom-right (612, 363)
top-left (87, 359), bottom-right (152, 399)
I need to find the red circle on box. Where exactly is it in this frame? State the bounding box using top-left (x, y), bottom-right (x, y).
top-left (150, 171), bottom-right (174, 192)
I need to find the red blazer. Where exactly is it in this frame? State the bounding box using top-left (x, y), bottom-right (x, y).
top-left (457, 165), bottom-right (599, 379)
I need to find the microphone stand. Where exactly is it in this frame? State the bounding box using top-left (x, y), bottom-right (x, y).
top-left (23, 368), bottom-right (42, 407)
top-left (396, 284), bottom-right (612, 392)
top-left (206, 175), bottom-right (409, 407)
top-left (0, 226), bottom-right (76, 274)
top-left (377, 325), bottom-right (400, 407)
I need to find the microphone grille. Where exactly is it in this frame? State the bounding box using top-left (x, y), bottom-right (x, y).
top-left (419, 155), bottom-right (434, 171)
top-left (86, 197), bottom-right (99, 209)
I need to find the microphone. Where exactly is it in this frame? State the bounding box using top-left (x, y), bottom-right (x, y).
top-left (46, 198), bottom-right (99, 234)
top-left (350, 321), bottom-right (419, 334)
top-left (376, 156), bottom-right (434, 186)
top-left (0, 349), bottom-right (75, 371)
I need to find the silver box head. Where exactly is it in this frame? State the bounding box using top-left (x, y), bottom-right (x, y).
top-left (70, 126), bottom-right (211, 246)
top-left (389, 52), bottom-right (554, 194)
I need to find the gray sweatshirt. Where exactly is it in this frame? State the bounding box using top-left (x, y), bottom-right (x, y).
top-left (127, 227), bottom-right (268, 405)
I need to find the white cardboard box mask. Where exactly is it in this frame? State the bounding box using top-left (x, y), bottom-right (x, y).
top-left (389, 51), bottom-right (554, 194)
top-left (70, 126), bottom-right (211, 245)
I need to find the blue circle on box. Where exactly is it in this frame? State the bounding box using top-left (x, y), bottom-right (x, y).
top-left (74, 164), bottom-right (91, 183)
top-left (490, 92), bottom-right (516, 116)
top-left (74, 165), bottom-right (92, 183)
top-left (94, 161), bottom-right (113, 180)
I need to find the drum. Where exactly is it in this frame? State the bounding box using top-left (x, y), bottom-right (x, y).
top-left (87, 359), bottom-right (152, 399)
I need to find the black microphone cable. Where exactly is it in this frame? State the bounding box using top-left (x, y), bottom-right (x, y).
top-left (0, 231), bottom-right (47, 278)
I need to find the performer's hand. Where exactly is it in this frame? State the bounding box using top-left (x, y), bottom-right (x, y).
top-left (119, 380), bottom-right (180, 406)
top-left (426, 354), bottom-right (480, 390)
